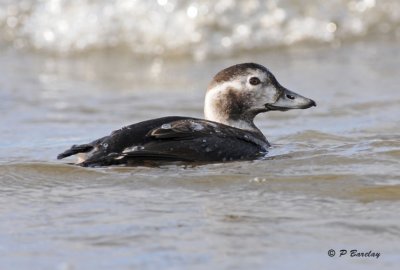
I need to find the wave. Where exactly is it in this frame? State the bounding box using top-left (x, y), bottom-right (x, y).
top-left (0, 0), bottom-right (399, 58)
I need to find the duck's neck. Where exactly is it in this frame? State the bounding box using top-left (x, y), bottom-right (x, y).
top-left (204, 90), bottom-right (260, 133)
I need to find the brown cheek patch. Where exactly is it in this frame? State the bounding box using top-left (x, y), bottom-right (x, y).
top-left (216, 88), bottom-right (251, 120)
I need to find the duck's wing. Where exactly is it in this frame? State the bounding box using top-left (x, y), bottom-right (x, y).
top-left (107, 119), bottom-right (268, 166)
top-left (147, 119), bottom-right (218, 139)
top-left (77, 119), bottom-right (219, 166)
top-left (57, 116), bottom-right (190, 161)
top-left (59, 117), bottom-right (268, 167)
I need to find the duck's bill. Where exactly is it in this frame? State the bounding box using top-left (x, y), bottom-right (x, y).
top-left (265, 87), bottom-right (316, 111)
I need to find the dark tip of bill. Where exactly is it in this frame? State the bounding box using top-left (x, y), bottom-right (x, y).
top-left (310, 100), bottom-right (317, 107)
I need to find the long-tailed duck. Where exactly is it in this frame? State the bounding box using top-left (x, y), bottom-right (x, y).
top-left (57, 63), bottom-right (316, 167)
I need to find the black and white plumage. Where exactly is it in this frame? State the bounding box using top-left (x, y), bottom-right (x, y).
top-left (57, 63), bottom-right (316, 167)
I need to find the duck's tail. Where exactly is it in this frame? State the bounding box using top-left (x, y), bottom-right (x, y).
top-left (57, 144), bottom-right (94, 160)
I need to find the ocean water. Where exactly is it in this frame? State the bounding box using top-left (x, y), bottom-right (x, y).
top-left (1, 1), bottom-right (400, 269)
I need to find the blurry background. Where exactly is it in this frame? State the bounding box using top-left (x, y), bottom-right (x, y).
top-left (1, 1), bottom-right (399, 270)
top-left (0, 0), bottom-right (399, 58)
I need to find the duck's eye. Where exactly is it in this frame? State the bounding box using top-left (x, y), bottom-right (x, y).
top-left (249, 77), bottom-right (261, 85)
top-left (286, 94), bottom-right (295, 100)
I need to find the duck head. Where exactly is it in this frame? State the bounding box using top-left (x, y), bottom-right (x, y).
top-left (204, 63), bottom-right (316, 131)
